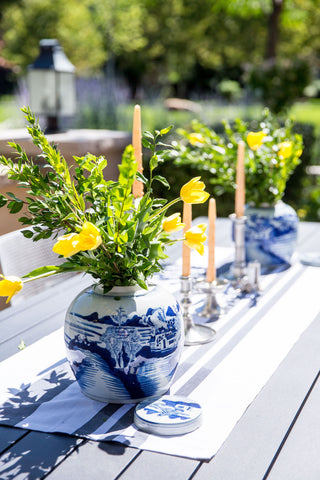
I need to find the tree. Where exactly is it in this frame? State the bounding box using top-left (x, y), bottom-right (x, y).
top-left (0, 0), bottom-right (105, 73)
top-left (265, 0), bottom-right (285, 60)
top-left (0, 0), bottom-right (146, 75)
top-left (0, 0), bottom-right (319, 98)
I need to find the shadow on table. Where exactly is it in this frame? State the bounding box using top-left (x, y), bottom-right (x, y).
top-left (0, 430), bottom-right (81, 480)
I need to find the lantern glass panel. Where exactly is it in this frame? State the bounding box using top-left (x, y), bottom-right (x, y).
top-left (57, 72), bottom-right (76, 116)
top-left (28, 69), bottom-right (57, 116)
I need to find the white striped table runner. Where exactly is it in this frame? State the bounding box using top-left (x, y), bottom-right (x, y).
top-left (0, 248), bottom-right (319, 460)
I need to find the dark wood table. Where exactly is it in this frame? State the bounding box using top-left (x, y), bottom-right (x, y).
top-left (1, 219), bottom-right (320, 480)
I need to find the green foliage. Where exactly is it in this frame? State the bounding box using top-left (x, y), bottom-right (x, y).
top-left (166, 109), bottom-right (304, 207)
top-left (0, 0), bottom-right (136, 73)
top-left (0, 107), bottom-right (184, 291)
top-left (18, 339), bottom-right (26, 351)
top-left (302, 175), bottom-right (320, 221)
top-left (246, 59), bottom-right (312, 114)
top-left (217, 80), bottom-right (243, 102)
top-left (1, 0), bottom-right (319, 99)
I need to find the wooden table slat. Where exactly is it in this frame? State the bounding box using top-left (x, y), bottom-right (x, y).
top-left (0, 275), bottom-right (92, 361)
top-left (45, 440), bottom-right (140, 480)
top-left (193, 312), bottom-right (320, 480)
top-left (266, 371), bottom-right (320, 480)
top-left (0, 425), bottom-right (28, 453)
top-left (0, 431), bottom-right (83, 480)
top-left (116, 450), bottom-right (200, 480)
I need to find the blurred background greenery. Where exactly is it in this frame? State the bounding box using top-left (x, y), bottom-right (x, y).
top-left (0, 0), bottom-right (319, 220)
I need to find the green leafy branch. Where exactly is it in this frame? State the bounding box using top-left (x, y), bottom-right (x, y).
top-left (0, 108), bottom-right (183, 291)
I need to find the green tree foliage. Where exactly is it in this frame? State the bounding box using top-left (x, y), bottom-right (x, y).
top-left (1, 0), bottom-right (104, 73)
top-left (0, 0), bottom-right (146, 74)
top-left (0, 0), bottom-right (319, 94)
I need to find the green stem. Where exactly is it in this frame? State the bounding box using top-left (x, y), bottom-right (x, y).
top-left (100, 243), bottom-right (120, 273)
top-left (22, 266), bottom-right (86, 283)
top-left (148, 197), bottom-right (181, 221)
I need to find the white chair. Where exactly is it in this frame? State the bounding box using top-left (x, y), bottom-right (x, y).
top-left (0, 228), bottom-right (75, 306)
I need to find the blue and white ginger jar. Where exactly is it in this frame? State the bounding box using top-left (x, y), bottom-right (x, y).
top-left (245, 201), bottom-right (299, 271)
top-left (65, 284), bottom-right (184, 403)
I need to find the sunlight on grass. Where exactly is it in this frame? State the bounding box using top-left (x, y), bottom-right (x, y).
top-left (1, 94), bottom-right (320, 136)
top-left (0, 96), bottom-right (25, 129)
top-left (290, 99), bottom-right (320, 134)
top-left (116, 100), bottom-right (262, 133)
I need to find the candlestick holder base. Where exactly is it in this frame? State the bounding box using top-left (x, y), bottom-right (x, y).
top-left (181, 276), bottom-right (216, 346)
top-left (184, 323), bottom-right (216, 346)
top-left (197, 279), bottom-right (229, 320)
top-left (238, 261), bottom-right (262, 293)
top-left (225, 261), bottom-right (262, 299)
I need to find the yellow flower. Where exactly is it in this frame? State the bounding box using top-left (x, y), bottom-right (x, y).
top-left (53, 233), bottom-right (81, 258)
top-left (247, 131), bottom-right (266, 151)
top-left (53, 222), bottom-right (102, 258)
top-left (189, 133), bottom-right (205, 146)
top-left (162, 213), bottom-right (185, 233)
top-left (180, 177), bottom-right (210, 204)
top-left (277, 141), bottom-right (292, 159)
top-left (77, 222), bottom-right (102, 251)
top-left (184, 223), bottom-right (207, 255)
top-left (0, 275), bottom-right (23, 303)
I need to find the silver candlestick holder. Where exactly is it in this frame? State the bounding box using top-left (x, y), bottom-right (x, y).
top-left (197, 278), bottom-right (229, 320)
top-left (240, 260), bottom-right (261, 293)
top-left (224, 214), bottom-right (262, 294)
top-left (181, 276), bottom-right (216, 346)
top-left (229, 213), bottom-right (247, 280)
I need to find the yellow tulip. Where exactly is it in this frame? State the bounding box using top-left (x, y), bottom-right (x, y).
top-left (0, 275), bottom-right (23, 303)
top-left (162, 213), bottom-right (185, 233)
top-left (247, 131), bottom-right (266, 151)
top-left (53, 232), bottom-right (81, 258)
top-left (180, 177), bottom-right (210, 204)
top-left (184, 223), bottom-right (207, 255)
top-left (77, 222), bottom-right (102, 251)
top-left (53, 222), bottom-right (102, 258)
top-left (189, 133), bottom-right (205, 146)
top-left (277, 141), bottom-right (292, 159)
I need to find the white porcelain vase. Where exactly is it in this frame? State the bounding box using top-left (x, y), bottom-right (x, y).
top-left (244, 201), bottom-right (299, 271)
top-left (64, 284), bottom-right (184, 403)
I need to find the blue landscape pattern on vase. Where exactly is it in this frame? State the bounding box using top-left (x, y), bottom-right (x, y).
top-left (64, 286), bottom-right (183, 403)
top-left (245, 202), bottom-right (298, 269)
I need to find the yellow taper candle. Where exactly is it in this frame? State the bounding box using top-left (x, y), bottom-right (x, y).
top-left (206, 197), bottom-right (216, 283)
top-left (132, 104), bottom-right (144, 198)
top-left (235, 140), bottom-right (245, 217)
top-left (182, 202), bottom-right (192, 277)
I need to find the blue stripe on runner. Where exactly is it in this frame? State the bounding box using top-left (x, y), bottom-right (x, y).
top-left (0, 362), bottom-right (72, 427)
top-left (175, 265), bottom-right (306, 397)
top-left (73, 403), bottom-right (123, 436)
top-left (171, 263), bottom-right (302, 386)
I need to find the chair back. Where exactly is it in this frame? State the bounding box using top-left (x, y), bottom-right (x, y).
top-left (0, 229), bottom-right (74, 306)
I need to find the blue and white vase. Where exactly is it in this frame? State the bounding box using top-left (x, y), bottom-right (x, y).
top-left (64, 284), bottom-right (184, 404)
top-left (245, 201), bottom-right (299, 271)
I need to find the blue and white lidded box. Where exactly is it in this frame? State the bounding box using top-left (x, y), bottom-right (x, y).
top-left (134, 395), bottom-right (202, 436)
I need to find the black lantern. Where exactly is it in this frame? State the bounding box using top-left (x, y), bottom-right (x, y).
top-left (27, 39), bottom-right (76, 132)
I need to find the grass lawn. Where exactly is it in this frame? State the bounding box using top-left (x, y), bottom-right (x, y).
top-left (0, 96), bottom-right (25, 129)
top-left (290, 99), bottom-right (320, 134)
top-left (116, 100), bottom-right (262, 133)
top-left (1, 94), bottom-right (319, 152)
top-left (1, 94), bottom-right (320, 132)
